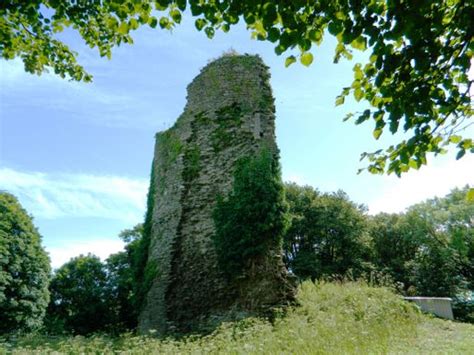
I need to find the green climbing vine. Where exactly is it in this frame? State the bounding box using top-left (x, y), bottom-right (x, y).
top-left (133, 159), bottom-right (157, 312)
top-left (183, 145), bottom-right (201, 182)
top-left (135, 129), bottom-right (183, 310)
top-left (212, 147), bottom-right (289, 278)
top-left (157, 130), bottom-right (183, 168)
top-left (156, 129), bottom-right (183, 192)
top-left (211, 103), bottom-right (243, 152)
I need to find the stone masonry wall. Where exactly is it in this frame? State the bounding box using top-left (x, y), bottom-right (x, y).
top-left (138, 55), bottom-right (289, 333)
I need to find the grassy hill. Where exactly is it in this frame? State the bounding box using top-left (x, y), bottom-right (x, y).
top-left (2, 282), bottom-right (473, 354)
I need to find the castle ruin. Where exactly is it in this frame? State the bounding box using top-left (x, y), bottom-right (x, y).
top-left (138, 54), bottom-right (293, 333)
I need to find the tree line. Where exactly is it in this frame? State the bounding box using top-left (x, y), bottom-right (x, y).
top-left (1, 184), bottom-right (473, 335)
top-left (284, 184), bottom-right (473, 297)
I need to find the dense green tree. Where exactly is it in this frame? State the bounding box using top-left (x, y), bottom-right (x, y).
top-left (410, 239), bottom-right (464, 297)
top-left (105, 252), bottom-right (136, 332)
top-left (46, 226), bottom-right (144, 334)
top-left (212, 148), bottom-right (289, 278)
top-left (283, 183), bottom-right (321, 279)
top-left (46, 254), bottom-right (112, 335)
top-left (407, 185), bottom-right (474, 291)
top-left (370, 187), bottom-right (473, 296)
top-left (369, 212), bottom-right (428, 291)
top-left (284, 183), bottom-right (370, 280)
top-left (2, 1), bottom-right (471, 175)
top-left (0, 192), bottom-right (50, 333)
top-left (105, 223), bottom-right (144, 331)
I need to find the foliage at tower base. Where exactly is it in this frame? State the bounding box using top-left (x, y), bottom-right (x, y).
top-left (0, 192), bottom-right (50, 334)
top-left (213, 147), bottom-right (295, 311)
top-left (283, 183), bottom-right (371, 282)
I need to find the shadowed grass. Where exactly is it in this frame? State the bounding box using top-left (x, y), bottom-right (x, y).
top-left (2, 281), bottom-right (473, 354)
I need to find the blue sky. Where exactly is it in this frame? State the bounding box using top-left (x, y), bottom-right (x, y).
top-left (1, 16), bottom-right (472, 268)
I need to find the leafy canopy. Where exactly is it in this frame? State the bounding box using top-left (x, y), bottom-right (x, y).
top-left (369, 185), bottom-right (474, 297)
top-left (283, 183), bottom-right (473, 300)
top-left (46, 254), bottom-right (112, 335)
top-left (407, 185), bottom-right (474, 292)
top-left (0, 192), bottom-right (50, 333)
top-left (1, 0), bottom-right (472, 175)
top-left (283, 183), bottom-right (370, 280)
top-left (108, 223), bottom-right (144, 330)
top-left (45, 226), bottom-right (145, 335)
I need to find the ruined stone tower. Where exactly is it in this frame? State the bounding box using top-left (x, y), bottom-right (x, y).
top-left (139, 54), bottom-right (292, 333)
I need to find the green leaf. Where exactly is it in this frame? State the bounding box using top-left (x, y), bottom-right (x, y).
top-left (275, 45), bottom-right (285, 55)
top-left (461, 139), bottom-right (472, 149)
top-left (351, 36), bottom-right (367, 51)
top-left (285, 55), bottom-right (297, 67)
top-left (354, 88), bottom-right (364, 102)
top-left (408, 159), bottom-right (420, 169)
top-left (254, 21), bottom-right (266, 36)
top-left (354, 64), bottom-right (363, 80)
top-left (355, 110), bottom-right (371, 124)
top-left (244, 13), bottom-right (255, 25)
top-left (262, 2), bottom-right (277, 24)
top-left (159, 17), bottom-right (169, 29)
top-left (449, 135), bottom-right (462, 144)
top-left (400, 151), bottom-right (409, 164)
top-left (118, 22), bottom-right (128, 35)
top-left (328, 22), bottom-right (342, 36)
top-left (300, 52), bottom-right (313, 66)
top-left (129, 18), bottom-right (138, 30)
top-left (170, 9), bottom-right (181, 23)
top-left (343, 113), bottom-right (353, 121)
top-left (335, 95), bottom-right (345, 106)
top-left (176, 0), bottom-right (186, 11)
top-left (195, 19), bottom-right (206, 31)
top-left (373, 128), bottom-right (383, 139)
top-left (205, 27), bottom-right (215, 39)
top-left (138, 13), bottom-right (149, 25)
top-left (335, 11), bottom-right (346, 20)
top-left (308, 29), bottom-right (322, 43)
top-left (221, 23), bottom-right (230, 32)
top-left (456, 149), bottom-right (466, 160)
top-left (389, 119), bottom-right (399, 133)
top-left (298, 39), bottom-right (311, 52)
top-left (148, 17), bottom-right (158, 28)
top-left (267, 27), bottom-right (280, 42)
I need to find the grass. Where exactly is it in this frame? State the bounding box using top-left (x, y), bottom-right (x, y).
top-left (2, 281), bottom-right (473, 354)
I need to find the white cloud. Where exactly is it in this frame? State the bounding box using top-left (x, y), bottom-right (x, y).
top-left (368, 154), bottom-right (474, 215)
top-left (0, 58), bottom-right (173, 129)
top-left (47, 238), bottom-right (125, 269)
top-left (0, 167), bottom-right (148, 222)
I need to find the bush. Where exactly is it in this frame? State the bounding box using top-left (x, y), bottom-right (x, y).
top-left (452, 296), bottom-right (474, 323)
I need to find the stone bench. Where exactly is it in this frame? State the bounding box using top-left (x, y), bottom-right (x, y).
top-left (404, 297), bottom-right (454, 320)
